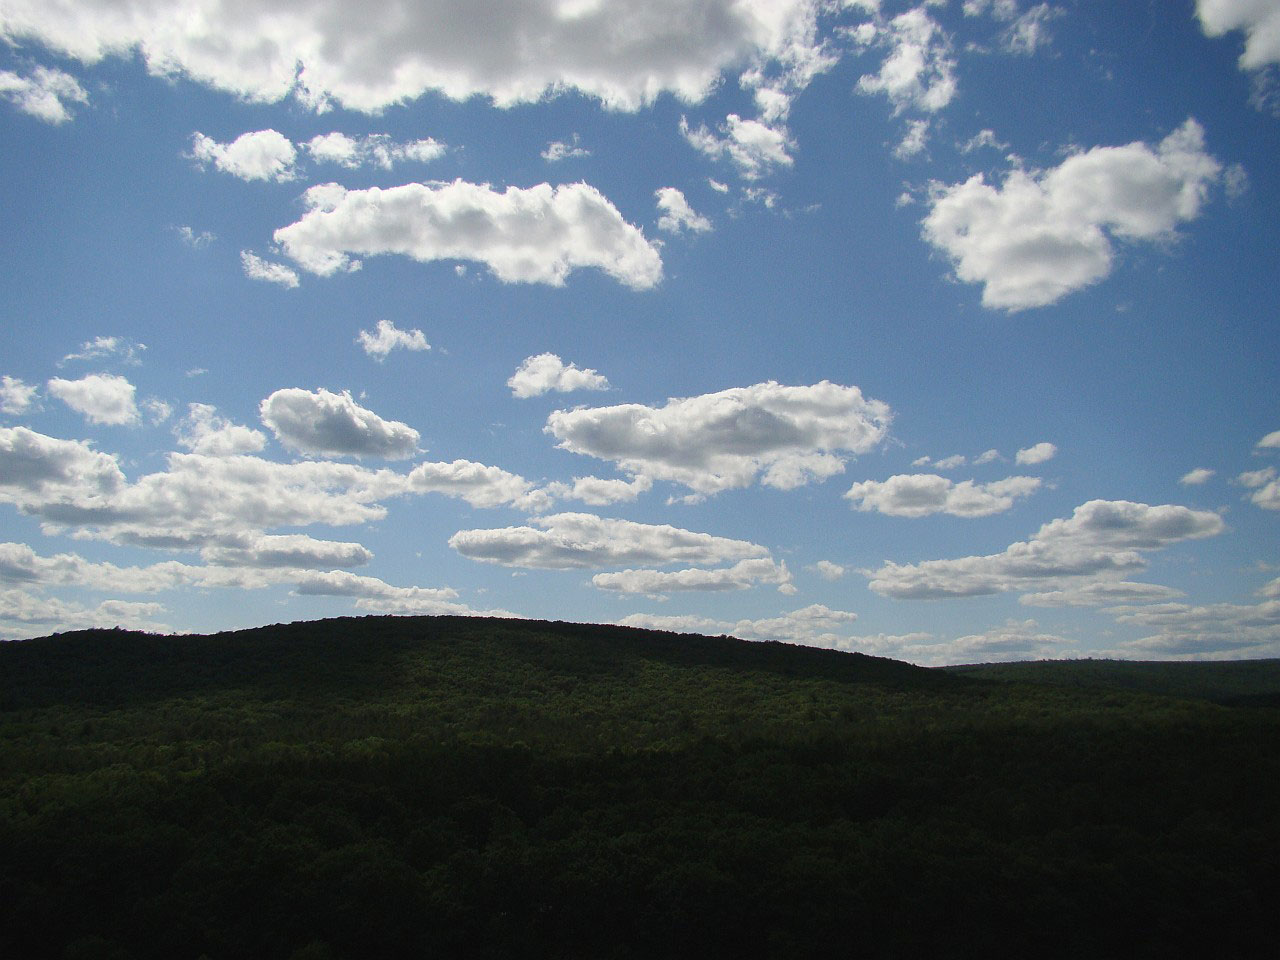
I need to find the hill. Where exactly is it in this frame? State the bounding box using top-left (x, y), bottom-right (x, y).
top-left (2, 616), bottom-right (1278, 959)
top-left (946, 657), bottom-right (1280, 706)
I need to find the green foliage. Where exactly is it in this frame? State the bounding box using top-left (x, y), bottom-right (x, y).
top-left (2, 617), bottom-right (1278, 959)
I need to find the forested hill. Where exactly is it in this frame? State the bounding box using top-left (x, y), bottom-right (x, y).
top-left (3, 617), bottom-right (1279, 960)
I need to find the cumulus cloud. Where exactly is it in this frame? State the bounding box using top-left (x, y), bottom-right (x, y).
top-left (591, 557), bottom-right (793, 595)
top-left (1015, 442), bottom-right (1056, 465)
top-left (1, 589), bottom-right (169, 640)
top-left (854, 7), bottom-right (957, 114)
top-left (407, 459), bottom-right (550, 512)
top-left (240, 251), bottom-right (300, 288)
top-left (1238, 466), bottom-right (1280, 510)
top-left (1107, 597), bottom-right (1280, 658)
top-left (680, 114), bottom-right (795, 179)
top-left (655, 187), bottom-right (712, 233)
top-left (46, 374), bottom-right (139, 426)
top-left (508, 353), bottom-right (610, 398)
top-left (357, 320), bottom-right (431, 361)
top-left (870, 618), bottom-right (1070, 665)
top-left (810, 559), bottom-right (846, 580)
top-left (189, 129), bottom-right (298, 181)
top-left (0, 0), bottom-right (829, 113)
top-left (1019, 580), bottom-right (1185, 607)
top-left (174, 403), bottom-right (267, 456)
top-left (0, 64), bottom-right (88, 123)
top-left (260, 388), bottom-right (420, 460)
top-left (198, 533), bottom-right (373, 570)
top-left (974, 448), bottom-right (1002, 465)
top-left (620, 603), bottom-right (859, 648)
top-left (1256, 429), bottom-right (1280, 449)
top-left (4, 443), bottom-right (407, 550)
top-left (867, 499), bottom-right (1224, 600)
top-left (923, 119), bottom-right (1223, 310)
top-left (1, 376), bottom-right (38, 415)
top-left (1180, 467), bottom-right (1215, 485)
top-left (0, 427), bottom-right (126, 502)
top-left (545, 380), bottom-right (891, 496)
top-left (274, 180), bottom-right (662, 289)
top-left (1197, 0), bottom-right (1280, 69)
top-left (304, 132), bottom-right (446, 169)
top-left (845, 473), bottom-right (1041, 517)
top-left (449, 512), bottom-right (769, 569)
top-left (544, 475), bottom-right (652, 506)
top-left (292, 571), bottom-right (513, 617)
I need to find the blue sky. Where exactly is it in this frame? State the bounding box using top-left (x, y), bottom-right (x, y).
top-left (1, 0), bottom-right (1278, 662)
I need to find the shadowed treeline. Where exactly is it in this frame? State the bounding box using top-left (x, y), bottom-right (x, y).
top-left (2, 617), bottom-right (1278, 959)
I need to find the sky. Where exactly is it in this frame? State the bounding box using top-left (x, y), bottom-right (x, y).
top-left (1, 0), bottom-right (1278, 664)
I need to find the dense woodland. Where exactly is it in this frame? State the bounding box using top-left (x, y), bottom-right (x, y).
top-left (2, 616), bottom-right (1278, 959)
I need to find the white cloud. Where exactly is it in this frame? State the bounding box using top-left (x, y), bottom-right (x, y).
top-left (240, 251), bottom-right (300, 288)
top-left (655, 187), bottom-right (712, 233)
top-left (176, 225), bottom-right (215, 248)
top-left (879, 618), bottom-right (1070, 665)
top-left (681, 114), bottom-right (795, 179)
top-left (449, 512), bottom-right (769, 569)
top-left (545, 380), bottom-right (891, 496)
top-left (0, 427), bottom-right (126, 502)
top-left (292, 571), bottom-right (512, 616)
top-left (46, 373), bottom-right (139, 426)
top-left (304, 132), bottom-right (446, 169)
top-left (544, 475), bottom-right (653, 506)
top-left (542, 135), bottom-right (590, 162)
top-left (845, 473), bottom-right (1041, 517)
top-left (961, 129), bottom-right (1008, 153)
top-left (1257, 429), bottom-right (1280, 449)
top-left (1107, 597), bottom-right (1280, 658)
top-left (1197, 0), bottom-right (1280, 69)
top-left (973, 448), bottom-right (1001, 464)
top-left (0, 65), bottom-right (87, 123)
top-left (620, 603), bottom-right (860, 648)
top-left (1, 376), bottom-right (38, 415)
top-left (508, 353), bottom-right (610, 398)
top-left (1179, 467), bottom-right (1216, 485)
top-left (260, 387), bottom-right (420, 460)
top-left (174, 403), bottom-right (267, 456)
top-left (708, 178), bottom-right (730, 193)
top-left (1015, 441), bottom-right (1056, 465)
top-left (933, 453), bottom-right (966, 470)
top-left (274, 180), bottom-right (662, 290)
top-left (60, 335), bottom-right (145, 366)
top-left (1, 588), bottom-right (169, 640)
top-left (189, 129), bottom-right (298, 181)
top-left (0, 0), bottom-right (829, 113)
top-left (199, 534), bottom-right (373, 570)
top-left (866, 499), bottom-right (1225, 599)
top-left (1244, 474), bottom-right (1280, 510)
top-left (8, 447), bottom-right (407, 550)
top-left (592, 557), bottom-right (793, 595)
top-left (923, 119), bottom-right (1223, 310)
top-left (1019, 580), bottom-right (1185, 607)
top-left (893, 118), bottom-right (930, 159)
top-left (357, 319), bottom-right (431, 361)
top-left (1238, 466), bottom-right (1276, 488)
top-left (810, 559), bottom-right (846, 580)
top-left (854, 7), bottom-right (957, 114)
top-left (0, 427), bottom-right (440, 559)
top-left (1001, 4), bottom-right (1062, 55)
top-left (407, 460), bottom-right (550, 512)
